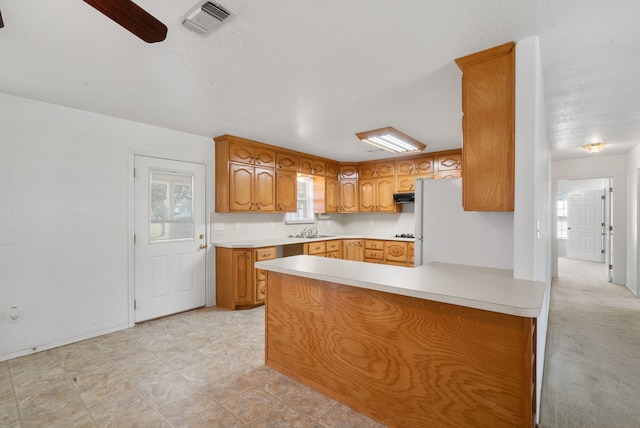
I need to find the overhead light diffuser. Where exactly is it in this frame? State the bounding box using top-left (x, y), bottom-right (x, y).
top-left (582, 142), bottom-right (605, 154)
top-left (356, 127), bottom-right (426, 154)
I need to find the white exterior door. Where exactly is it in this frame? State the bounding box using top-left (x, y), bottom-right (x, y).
top-left (566, 189), bottom-right (604, 262)
top-left (134, 156), bottom-right (207, 322)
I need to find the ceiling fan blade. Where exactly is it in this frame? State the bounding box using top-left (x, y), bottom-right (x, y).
top-left (83, 0), bottom-right (167, 43)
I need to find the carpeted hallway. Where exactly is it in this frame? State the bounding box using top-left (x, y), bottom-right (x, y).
top-left (539, 258), bottom-right (640, 427)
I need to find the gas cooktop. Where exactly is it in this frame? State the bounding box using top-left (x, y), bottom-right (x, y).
top-left (394, 233), bottom-right (414, 239)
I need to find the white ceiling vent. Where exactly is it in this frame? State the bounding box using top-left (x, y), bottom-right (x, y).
top-left (182, 1), bottom-right (235, 35)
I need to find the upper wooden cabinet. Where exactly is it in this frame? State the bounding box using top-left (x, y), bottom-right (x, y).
top-left (228, 164), bottom-right (276, 211)
top-left (276, 150), bottom-right (298, 171)
top-left (229, 141), bottom-right (275, 168)
top-left (325, 177), bottom-right (339, 213)
top-left (216, 135), bottom-right (277, 212)
top-left (299, 156), bottom-right (325, 176)
top-left (339, 164), bottom-right (358, 179)
top-left (276, 169), bottom-right (297, 212)
top-left (325, 161), bottom-right (340, 178)
top-left (359, 176), bottom-right (400, 213)
top-left (436, 153), bottom-right (462, 179)
top-left (455, 42), bottom-right (515, 211)
top-left (395, 155), bottom-right (435, 192)
top-left (359, 161), bottom-right (394, 179)
top-left (216, 134), bottom-right (462, 213)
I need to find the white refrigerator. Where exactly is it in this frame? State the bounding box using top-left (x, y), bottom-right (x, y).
top-left (413, 177), bottom-right (515, 270)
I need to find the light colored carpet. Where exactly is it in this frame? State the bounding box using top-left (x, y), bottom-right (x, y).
top-left (539, 258), bottom-right (640, 427)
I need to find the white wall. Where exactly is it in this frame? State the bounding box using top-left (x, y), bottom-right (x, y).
top-left (626, 144), bottom-right (640, 296)
top-left (514, 37), bottom-right (552, 424)
top-left (551, 155), bottom-right (628, 285)
top-left (0, 92), bottom-right (213, 361)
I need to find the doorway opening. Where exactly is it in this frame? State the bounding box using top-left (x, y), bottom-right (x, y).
top-left (556, 177), bottom-right (613, 282)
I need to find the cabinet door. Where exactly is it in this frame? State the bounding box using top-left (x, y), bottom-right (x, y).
top-left (326, 161), bottom-right (339, 178)
top-left (376, 161), bottom-right (395, 177)
top-left (254, 167), bottom-right (276, 211)
top-left (229, 142), bottom-right (255, 164)
top-left (376, 177), bottom-right (398, 212)
top-left (276, 169), bottom-right (297, 212)
top-left (232, 249), bottom-right (254, 305)
top-left (384, 241), bottom-right (408, 263)
top-left (359, 164), bottom-right (377, 179)
top-left (396, 175), bottom-right (416, 192)
top-left (395, 159), bottom-right (414, 176)
top-left (339, 179), bottom-right (358, 212)
top-left (254, 147), bottom-right (276, 167)
top-left (276, 151), bottom-right (298, 171)
top-left (437, 154), bottom-right (462, 179)
top-left (456, 42), bottom-right (514, 211)
top-left (339, 164), bottom-right (358, 179)
top-left (414, 156), bottom-right (434, 174)
top-left (359, 179), bottom-right (376, 212)
top-left (299, 156), bottom-right (325, 176)
top-left (343, 240), bottom-right (364, 261)
top-left (229, 163), bottom-right (254, 211)
top-left (325, 177), bottom-right (339, 213)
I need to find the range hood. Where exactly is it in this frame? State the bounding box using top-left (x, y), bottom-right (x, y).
top-left (393, 192), bottom-right (415, 203)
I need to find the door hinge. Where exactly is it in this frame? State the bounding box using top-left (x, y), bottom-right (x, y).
top-left (601, 195), bottom-right (605, 200)
top-left (609, 265), bottom-right (613, 270)
top-left (601, 249), bottom-right (605, 254)
top-left (609, 226), bottom-right (613, 232)
top-left (134, 300), bottom-right (137, 310)
top-left (609, 187), bottom-right (613, 193)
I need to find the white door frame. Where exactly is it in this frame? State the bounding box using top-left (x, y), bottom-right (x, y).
top-left (554, 177), bottom-right (613, 282)
top-left (127, 149), bottom-right (212, 327)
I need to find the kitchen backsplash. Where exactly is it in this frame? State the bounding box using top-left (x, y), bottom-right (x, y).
top-left (210, 206), bottom-right (415, 243)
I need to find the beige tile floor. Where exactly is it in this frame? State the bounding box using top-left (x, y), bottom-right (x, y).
top-left (0, 306), bottom-right (384, 427)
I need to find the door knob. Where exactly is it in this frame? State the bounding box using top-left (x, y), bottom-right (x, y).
top-left (199, 244), bottom-right (208, 250)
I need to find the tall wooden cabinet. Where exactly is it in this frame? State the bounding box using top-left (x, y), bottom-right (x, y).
top-left (455, 42), bottom-right (515, 211)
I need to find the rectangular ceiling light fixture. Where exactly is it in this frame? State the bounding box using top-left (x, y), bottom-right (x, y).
top-left (356, 126), bottom-right (426, 154)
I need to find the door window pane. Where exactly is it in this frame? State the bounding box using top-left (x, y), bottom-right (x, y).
top-left (150, 171), bottom-right (194, 241)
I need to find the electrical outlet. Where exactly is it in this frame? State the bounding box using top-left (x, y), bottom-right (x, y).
top-left (213, 223), bottom-right (224, 230)
top-left (8, 306), bottom-right (20, 323)
top-left (235, 222), bottom-right (240, 229)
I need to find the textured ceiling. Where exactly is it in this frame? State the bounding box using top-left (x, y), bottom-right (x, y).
top-left (0, 0), bottom-right (638, 161)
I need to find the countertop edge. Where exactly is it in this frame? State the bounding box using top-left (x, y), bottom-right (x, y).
top-left (255, 256), bottom-right (546, 318)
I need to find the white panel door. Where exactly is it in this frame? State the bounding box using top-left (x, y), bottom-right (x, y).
top-left (134, 156), bottom-right (207, 322)
top-left (566, 189), bottom-right (604, 262)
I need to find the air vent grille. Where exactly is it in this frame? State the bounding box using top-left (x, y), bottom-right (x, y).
top-left (183, 1), bottom-right (232, 34)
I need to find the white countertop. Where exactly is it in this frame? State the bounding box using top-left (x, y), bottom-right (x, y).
top-left (255, 256), bottom-right (546, 318)
top-left (213, 234), bottom-right (414, 248)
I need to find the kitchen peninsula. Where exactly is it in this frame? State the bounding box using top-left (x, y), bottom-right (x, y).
top-left (255, 255), bottom-right (545, 428)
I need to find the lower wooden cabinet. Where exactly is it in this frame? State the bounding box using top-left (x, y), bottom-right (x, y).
top-left (343, 239), bottom-right (364, 261)
top-left (216, 246), bottom-right (276, 310)
top-left (216, 239), bottom-right (415, 309)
